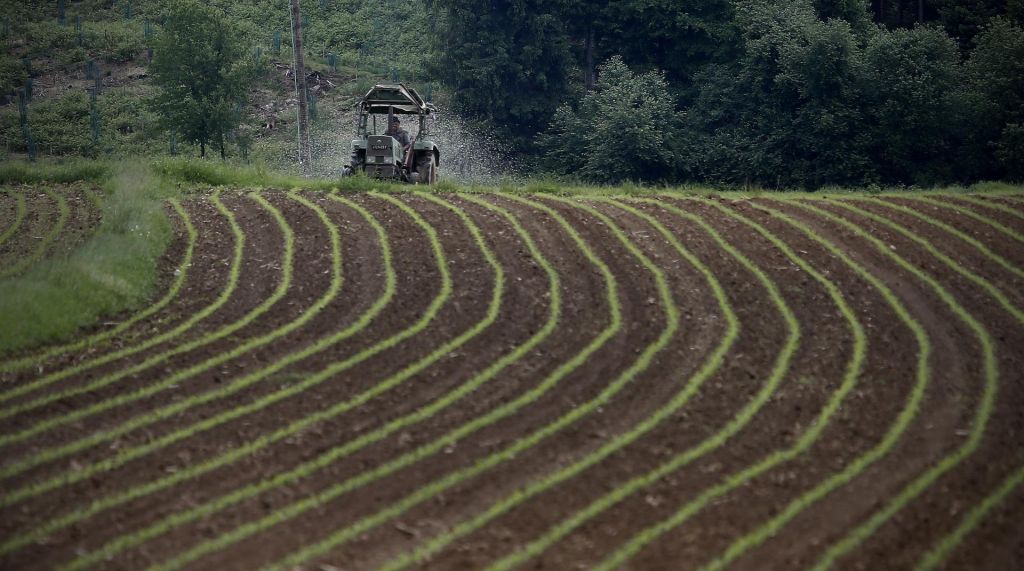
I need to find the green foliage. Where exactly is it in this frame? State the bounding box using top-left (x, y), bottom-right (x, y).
top-left (1, 91), bottom-right (92, 156)
top-left (964, 17), bottom-right (1024, 180)
top-left (430, 0), bottom-right (573, 147)
top-left (81, 20), bottom-right (146, 63)
top-left (149, 0), bottom-right (259, 159)
top-left (862, 25), bottom-right (962, 184)
top-left (681, 0), bottom-right (873, 188)
top-left (0, 163), bottom-right (172, 354)
top-left (538, 56), bottom-right (679, 184)
top-left (0, 54), bottom-right (27, 99)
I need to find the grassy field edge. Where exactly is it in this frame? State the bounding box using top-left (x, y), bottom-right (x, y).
top-left (0, 161), bottom-right (176, 356)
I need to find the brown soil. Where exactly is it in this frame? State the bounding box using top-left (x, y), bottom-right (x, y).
top-left (0, 192), bottom-right (1022, 571)
top-left (0, 185), bottom-right (60, 273)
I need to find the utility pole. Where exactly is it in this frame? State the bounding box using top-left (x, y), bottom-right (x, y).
top-left (289, 0), bottom-right (312, 176)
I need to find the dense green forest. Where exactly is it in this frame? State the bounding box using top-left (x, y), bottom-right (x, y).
top-left (1, 0), bottom-right (1022, 188)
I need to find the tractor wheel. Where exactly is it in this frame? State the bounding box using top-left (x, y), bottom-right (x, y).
top-left (416, 154), bottom-right (437, 185)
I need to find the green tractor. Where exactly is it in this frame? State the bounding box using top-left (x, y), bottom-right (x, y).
top-left (343, 83), bottom-right (440, 184)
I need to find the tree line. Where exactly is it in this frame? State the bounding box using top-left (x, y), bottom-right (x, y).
top-left (429, 0), bottom-right (1024, 187)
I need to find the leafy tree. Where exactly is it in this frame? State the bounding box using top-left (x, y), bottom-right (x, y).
top-left (963, 17), bottom-right (1024, 179)
top-left (538, 56), bottom-right (679, 183)
top-left (149, 0), bottom-right (258, 158)
top-left (429, 0), bottom-right (573, 147)
top-left (862, 25), bottom-right (962, 184)
top-left (681, 0), bottom-right (873, 188)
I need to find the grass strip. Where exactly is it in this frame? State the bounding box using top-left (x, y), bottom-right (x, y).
top-left (836, 200), bottom-right (1024, 325)
top-left (54, 191), bottom-right (501, 569)
top-left (119, 191), bottom-right (457, 571)
top-left (0, 199), bottom-right (196, 373)
top-left (777, 200), bottom-right (999, 571)
top-left (855, 197), bottom-right (1024, 282)
top-left (4, 191), bottom-right (376, 560)
top-left (0, 187), bottom-right (70, 279)
top-left (0, 189), bottom-right (27, 248)
top-left (0, 189), bottom-right (244, 414)
top-left (915, 464), bottom-right (1024, 570)
top-left (385, 196), bottom-right (741, 571)
top-left (0, 192), bottom-right (362, 506)
top-left (148, 192), bottom-right (622, 571)
top-left (0, 192), bottom-right (299, 466)
top-left (0, 165), bottom-right (172, 356)
top-left (907, 196), bottom-right (1024, 244)
top-left (588, 198), bottom-right (803, 571)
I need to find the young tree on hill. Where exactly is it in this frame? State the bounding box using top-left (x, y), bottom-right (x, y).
top-left (149, 0), bottom-right (258, 159)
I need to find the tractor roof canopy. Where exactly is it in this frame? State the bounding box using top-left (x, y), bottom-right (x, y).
top-left (361, 83), bottom-right (435, 115)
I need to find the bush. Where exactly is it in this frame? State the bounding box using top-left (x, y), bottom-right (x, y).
top-left (537, 56), bottom-right (679, 184)
top-left (82, 20), bottom-right (145, 63)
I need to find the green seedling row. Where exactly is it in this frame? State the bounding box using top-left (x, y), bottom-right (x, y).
top-left (0, 189), bottom-right (360, 558)
top-left (0, 190), bottom-right (246, 419)
top-left (393, 196), bottom-right (743, 571)
top-left (57, 192), bottom-right (558, 570)
top-left (132, 191), bottom-right (458, 571)
top-left (855, 197), bottom-right (1024, 282)
top-left (697, 199), bottom-right (933, 571)
top-left (781, 201), bottom-right (998, 571)
top-left (378, 196), bottom-right (701, 571)
top-left (149, 193), bottom-right (624, 571)
top-left (953, 194), bottom-right (1024, 222)
top-left (0, 187), bottom-right (70, 279)
top-left (0, 189), bottom-right (27, 248)
top-left (905, 196), bottom-right (1024, 244)
top-left (587, 198), bottom-right (804, 571)
top-left (0, 193), bottom-right (299, 486)
top-left (0, 199), bottom-right (196, 373)
top-left (915, 464), bottom-right (1024, 570)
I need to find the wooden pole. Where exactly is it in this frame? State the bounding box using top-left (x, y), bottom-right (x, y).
top-left (289, 0), bottom-right (312, 176)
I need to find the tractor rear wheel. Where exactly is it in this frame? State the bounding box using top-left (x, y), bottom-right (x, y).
top-left (416, 154), bottom-right (437, 185)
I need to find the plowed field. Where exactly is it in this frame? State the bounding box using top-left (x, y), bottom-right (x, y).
top-left (1, 190), bottom-right (1022, 571)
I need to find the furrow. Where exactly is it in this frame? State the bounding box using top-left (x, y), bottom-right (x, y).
top-left (0, 192), bottom-right (296, 472)
top-left (0, 191), bottom-right (356, 508)
top-left (0, 189), bottom-right (26, 249)
top-left (581, 198), bottom-right (804, 571)
top-left (853, 197), bottom-right (1024, 281)
top-left (904, 196), bottom-right (1024, 244)
top-left (832, 200), bottom-right (1024, 325)
top-left (0, 186), bottom-right (70, 279)
top-left (915, 464), bottom-right (1024, 570)
top-left (385, 196), bottom-right (743, 571)
top-left (0, 190), bottom-right (245, 414)
top-left (54, 190), bottom-right (455, 571)
top-left (0, 198), bottom-right (197, 373)
top-left (952, 194), bottom-right (1024, 222)
top-left (143, 192), bottom-right (623, 571)
top-left (0, 190), bottom-right (358, 559)
top-left (776, 200), bottom-right (998, 571)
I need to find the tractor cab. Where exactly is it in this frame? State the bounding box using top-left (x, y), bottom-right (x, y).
top-left (344, 83), bottom-right (440, 184)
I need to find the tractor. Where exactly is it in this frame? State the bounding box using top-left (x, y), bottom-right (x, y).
top-left (343, 83), bottom-right (440, 184)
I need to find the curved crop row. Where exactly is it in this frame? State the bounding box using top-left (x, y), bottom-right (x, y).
top-left (0, 192), bottom-right (300, 483)
top-left (679, 200), bottom-right (933, 571)
top-left (855, 198), bottom-right (1024, 282)
top-left (589, 197), bottom-right (863, 571)
top-left (829, 198), bottom-right (1024, 569)
top-left (144, 192), bottom-right (625, 571)
top-left (956, 195), bottom-right (1024, 222)
top-left (0, 199), bottom-right (197, 373)
top-left (0, 189), bottom-right (27, 249)
top-left (0, 190), bottom-right (358, 557)
top-left (904, 196), bottom-right (1024, 245)
top-left (52, 190), bottom-right (561, 570)
top-left (0, 190), bottom-right (246, 415)
top-left (0, 187), bottom-right (70, 279)
top-left (374, 196), bottom-right (709, 571)
top-left (57, 190), bottom-right (460, 571)
top-left (779, 200), bottom-right (998, 571)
